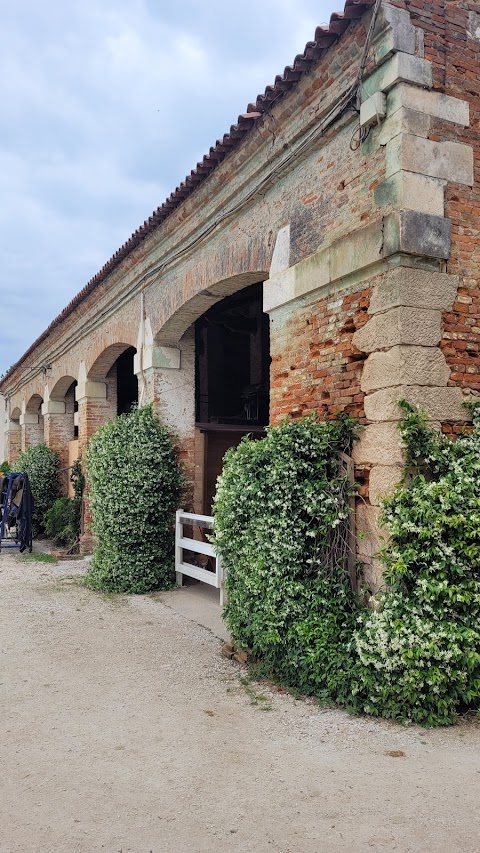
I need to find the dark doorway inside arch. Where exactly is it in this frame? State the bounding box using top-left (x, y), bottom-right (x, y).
top-left (195, 282), bottom-right (270, 512)
top-left (116, 347), bottom-right (138, 416)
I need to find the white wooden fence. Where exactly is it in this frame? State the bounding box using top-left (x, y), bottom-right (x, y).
top-left (175, 510), bottom-right (224, 605)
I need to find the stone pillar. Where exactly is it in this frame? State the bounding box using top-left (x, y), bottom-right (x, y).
top-left (75, 375), bottom-right (113, 553)
top-left (19, 410), bottom-right (43, 450)
top-left (4, 420), bottom-right (21, 464)
top-left (42, 399), bottom-right (72, 495)
top-left (135, 327), bottom-right (196, 500)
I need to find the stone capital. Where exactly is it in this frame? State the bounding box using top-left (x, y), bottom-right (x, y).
top-left (134, 346), bottom-right (181, 374)
top-left (75, 380), bottom-right (107, 404)
top-left (19, 412), bottom-right (39, 426)
top-left (41, 400), bottom-right (66, 416)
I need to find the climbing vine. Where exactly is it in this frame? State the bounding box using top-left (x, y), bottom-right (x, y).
top-left (85, 405), bottom-right (184, 593)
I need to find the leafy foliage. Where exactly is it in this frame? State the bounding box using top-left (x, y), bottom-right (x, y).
top-left (0, 460), bottom-right (11, 473)
top-left (85, 405), bottom-right (184, 593)
top-left (17, 444), bottom-right (59, 534)
top-left (351, 402), bottom-right (480, 726)
top-left (45, 498), bottom-right (80, 548)
top-left (44, 459), bottom-right (85, 549)
top-left (213, 415), bottom-right (359, 703)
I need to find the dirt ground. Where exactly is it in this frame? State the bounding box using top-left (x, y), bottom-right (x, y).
top-left (0, 550), bottom-right (479, 853)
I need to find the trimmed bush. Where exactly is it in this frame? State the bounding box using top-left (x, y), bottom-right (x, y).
top-left (213, 415), bottom-right (358, 704)
top-left (45, 497), bottom-right (80, 548)
top-left (351, 402), bottom-right (480, 726)
top-left (17, 444), bottom-right (59, 534)
top-left (85, 405), bottom-right (184, 593)
top-left (0, 461), bottom-right (11, 473)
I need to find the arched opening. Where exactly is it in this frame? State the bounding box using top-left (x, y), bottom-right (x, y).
top-left (194, 281), bottom-right (270, 512)
top-left (88, 344), bottom-right (138, 418)
top-left (116, 346), bottom-right (138, 416)
top-left (25, 394), bottom-right (44, 447)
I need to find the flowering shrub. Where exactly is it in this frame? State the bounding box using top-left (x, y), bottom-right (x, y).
top-left (85, 405), bottom-right (184, 593)
top-left (213, 415), bottom-right (358, 703)
top-left (17, 443), bottom-right (59, 534)
top-left (351, 402), bottom-right (480, 726)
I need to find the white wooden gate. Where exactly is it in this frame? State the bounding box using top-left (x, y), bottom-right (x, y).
top-left (175, 510), bottom-right (224, 605)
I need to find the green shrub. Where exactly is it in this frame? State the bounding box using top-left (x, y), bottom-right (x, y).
top-left (0, 460), bottom-right (11, 473)
top-left (45, 497), bottom-right (80, 548)
top-left (351, 402), bottom-right (480, 726)
top-left (213, 415), bottom-right (359, 703)
top-left (17, 444), bottom-right (59, 534)
top-left (85, 405), bottom-right (184, 593)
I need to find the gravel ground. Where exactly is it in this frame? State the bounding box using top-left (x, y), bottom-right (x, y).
top-left (0, 548), bottom-right (479, 853)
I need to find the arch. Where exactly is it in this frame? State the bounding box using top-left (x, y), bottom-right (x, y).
top-left (25, 393), bottom-right (43, 414)
top-left (87, 343), bottom-right (137, 381)
top-left (50, 375), bottom-right (77, 401)
top-left (154, 272), bottom-right (268, 347)
top-left (10, 406), bottom-right (21, 422)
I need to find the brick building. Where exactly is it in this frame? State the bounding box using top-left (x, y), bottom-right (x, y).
top-left (1, 0), bottom-right (479, 585)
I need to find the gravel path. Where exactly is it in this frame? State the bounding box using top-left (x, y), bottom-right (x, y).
top-left (0, 550), bottom-right (479, 853)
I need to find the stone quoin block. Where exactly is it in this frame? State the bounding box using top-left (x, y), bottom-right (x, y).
top-left (352, 422), bottom-right (404, 466)
top-left (371, 3), bottom-right (418, 64)
top-left (369, 268), bottom-right (458, 315)
top-left (361, 52), bottom-right (432, 102)
top-left (352, 306), bottom-right (442, 353)
top-left (369, 465), bottom-right (404, 507)
top-left (386, 135), bottom-right (474, 186)
top-left (387, 83), bottom-right (470, 127)
top-left (374, 172), bottom-right (446, 217)
top-left (382, 210), bottom-right (451, 260)
top-left (361, 346), bottom-right (451, 393)
top-left (364, 385), bottom-right (468, 423)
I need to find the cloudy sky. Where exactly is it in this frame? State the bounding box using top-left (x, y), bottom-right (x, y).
top-left (1, 0), bottom-right (340, 377)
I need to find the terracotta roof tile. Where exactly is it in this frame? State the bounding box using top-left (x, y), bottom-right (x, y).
top-left (1, 0), bottom-right (375, 388)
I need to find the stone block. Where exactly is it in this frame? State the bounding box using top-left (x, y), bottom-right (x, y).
top-left (361, 345), bottom-right (451, 392)
top-left (386, 134), bottom-right (474, 186)
top-left (41, 400), bottom-right (66, 415)
top-left (365, 107), bottom-right (430, 153)
top-left (75, 380), bottom-right (107, 404)
top-left (294, 246), bottom-right (330, 297)
top-left (353, 307), bottom-right (442, 353)
top-left (362, 52), bottom-right (432, 101)
top-left (361, 558), bottom-right (386, 594)
top-left (387, 83), bottom-right (469, 126)
top-left (369, 268), bottom-right (458, 315)
top-left (374, 171), bottom-right (445, 217)
top-left (270, 224), bottom-right (291, 274)
top-left (19, 413), bottom-right (39, 426)
top-left (372, 4), bottom-right (417, 64)
top-left (134, 346), bottom-right (181, 373)
top-left (364, 385), bottom-right (468, 423)
top-left (352, 423), bottom-right (404, 465)
top-left (263, 268), bottom-right (295, 313)
top-left (330, 221), bottom-right (384, 281)
top-left (383, 210), bottom-right (451, 260)
top-left (369, 465), bottom-right (403, 506)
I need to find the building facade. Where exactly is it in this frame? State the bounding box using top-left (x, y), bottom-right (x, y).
top-left (1, 0), bottom-right (479, 585)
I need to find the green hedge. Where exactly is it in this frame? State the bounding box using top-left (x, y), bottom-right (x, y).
top-left (85, 405), bottom-right (184, 593)
top-left (17, 444), bottom-right (59, 534)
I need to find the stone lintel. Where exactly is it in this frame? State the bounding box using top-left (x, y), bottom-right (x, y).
top-left (386, 134), bottom-right (474, 186)
top-left (387, 83), bottom-right (470, 127)
top-left (41, 400), bottom-right (66, 416)
top-left (383, 210), bottom-right (451, 260)
top-left (362, 52), bottom-right (432, 102)
top-left (364, 385), bottom-right (469, 423)
top-left (369, 268), bottom-right (458, 315)
top-left (5, 419), bottom-right (21, 433)
top-left (374, 171), bottom-right (445, 217)
top-left (75, 380), bottom-right (107, 404)
top-left (352, 306), bottom-right (442, 353)
top-left (361, 345), bottom-right (451, 393)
